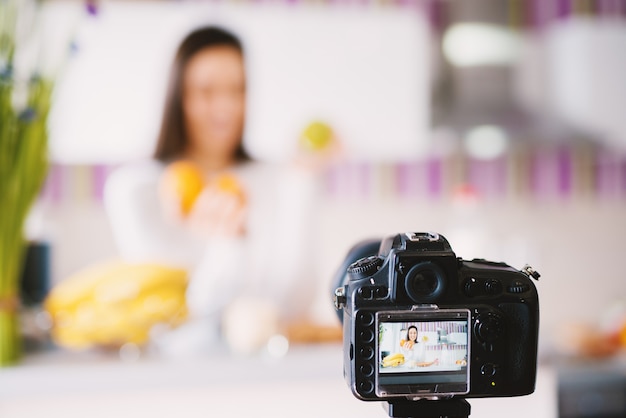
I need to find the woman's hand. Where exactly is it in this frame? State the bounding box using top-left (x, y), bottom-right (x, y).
top-left (185, 184), bottom-right (247, 238)
top-left (159, 167), bottom-right (247, 239)
top-left (402, 341), bottom-right (414, 350)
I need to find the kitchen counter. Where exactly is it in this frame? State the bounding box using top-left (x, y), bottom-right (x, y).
top-left (0, 343), bottom-right (557, 418)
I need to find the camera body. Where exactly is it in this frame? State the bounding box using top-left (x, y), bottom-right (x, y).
top-left (334, 232), bottom-right (540, 401)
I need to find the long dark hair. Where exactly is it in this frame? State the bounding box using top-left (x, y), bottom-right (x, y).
top-left (153, 26), bottom-right (250, 163)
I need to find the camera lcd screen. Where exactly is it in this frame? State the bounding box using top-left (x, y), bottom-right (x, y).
top-left (376, 309), bottom-right (470, 398)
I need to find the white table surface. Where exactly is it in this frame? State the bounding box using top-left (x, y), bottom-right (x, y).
top-left (0, 343), bottom-right (557, 418)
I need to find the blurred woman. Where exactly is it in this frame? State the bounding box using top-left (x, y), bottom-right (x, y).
top-left (105, 26), bottom-right (326, 354)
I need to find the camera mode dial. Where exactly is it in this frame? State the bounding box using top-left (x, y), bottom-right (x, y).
top-left (348, 256), bottom-right (383, 280)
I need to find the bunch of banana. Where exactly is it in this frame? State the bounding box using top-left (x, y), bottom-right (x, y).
top-left (44, 261), bottom-right (189, 349)
top-left (382, 352), bottom-right (405, 367)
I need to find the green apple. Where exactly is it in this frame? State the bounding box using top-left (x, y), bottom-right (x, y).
top-left (300, 121), bottom-right (333, 151)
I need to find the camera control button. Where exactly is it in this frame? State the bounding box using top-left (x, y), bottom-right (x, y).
top-left (357, 312), bottom-right (375, 326)
top-left (359, 346), bottom-right (374, 360)
top-left (464, 278), bottom-right (481, 297)
top-left (360, 363), bottom-right (374, 377)
top-left (485, 279), bottom-right (503, 295)
top-left (374, 286), bottom-right (388, 299)
top-left (507, 280), bottom-right (530, 294)
top-left (359, 329), bottom-right (375, 344)
top-left (358, 287), bottom-right (374, 299)
top-left (358, 380), bottom-right (374, 394)
top-left (480, 363), bottom-right (498, 377)
top-left (475, 315), bottom-right (503, 343)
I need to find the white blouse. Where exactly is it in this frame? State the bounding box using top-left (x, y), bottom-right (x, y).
top-left (104, 160), bottom-right (320, 328)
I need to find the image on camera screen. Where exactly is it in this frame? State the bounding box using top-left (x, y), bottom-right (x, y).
top-left (376, 310), bottom-right (470, 397)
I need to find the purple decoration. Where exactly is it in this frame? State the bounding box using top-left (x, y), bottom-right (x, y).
top-left (530, 150), bottom-right (555, 200)
top-left (529, 0), bottom-right (556, 30)
top-left (621, 157), bottom-right (626, 198)
top-left (396, 0), bottom-right (421, 11)
top-left (324, 164), bottom-right (342, 199)
top-left (422, 0), bottom-right (444, 32)
top-left (426, 157), bottom-right (442, 198)
top-left (556, 0), bottom-right (572, 19)
top-left (399, 161), bottom-right (423, 199)
top-left (356, 162), bottom-right (371, 199)
top-left (92, 164), bottom-right (112, 203)
top-left (556, 147), bottom-right (572, 197)
top-left (595, 0), bottom-right (610, 15)
top-left (480, 158), bottom-right (507, 199)
top-left (85, 0), bottom-right (99, 17)
top-left (395, 163), bottom-right (411, 197)
top-left (335, 162), bottom-right (355, 200)
top-left (595, 151), bottom-right (618, 199)
top-left (603, 0), bottom-right (626, 17)
top-left (42, 164), bottom-right (64, 204)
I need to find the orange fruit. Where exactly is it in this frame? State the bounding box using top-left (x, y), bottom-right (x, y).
top-left (161, 161), bottom-right (205, 215)
top-left (214, 173), bottom-right (245, 202)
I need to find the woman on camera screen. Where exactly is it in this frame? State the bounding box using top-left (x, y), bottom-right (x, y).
top-left (400, 325), bottom-right (438, 367)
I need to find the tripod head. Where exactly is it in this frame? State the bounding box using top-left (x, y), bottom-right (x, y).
top-left (384, 398), bottom-right (471, 418)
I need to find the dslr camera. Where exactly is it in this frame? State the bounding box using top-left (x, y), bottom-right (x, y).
top-left (333, 232), bottom-right (540, 402)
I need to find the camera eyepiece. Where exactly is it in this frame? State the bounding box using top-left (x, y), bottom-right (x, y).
top-left (404, 262), bottom-right (446, 303)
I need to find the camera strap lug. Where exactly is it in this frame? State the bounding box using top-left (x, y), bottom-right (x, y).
top-left (334, 287), bottom-right (347, 310)
top-left (521, 265), bottom-right (541, 281)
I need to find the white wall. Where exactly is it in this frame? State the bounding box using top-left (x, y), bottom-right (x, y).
top-left (43, 1), bottom-right (430, 163)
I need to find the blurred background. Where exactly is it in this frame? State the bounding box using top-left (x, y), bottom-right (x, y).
top-left (1, 0), bottom-right (626, 417)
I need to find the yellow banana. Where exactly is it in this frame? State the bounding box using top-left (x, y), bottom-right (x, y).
top-left (383, 352), bottom-right (404, 362)
top-left (382, 358), bottom-right (404, 367)
top-left (45, 261), bottom-right (189, 349)
top-left (382, 353), bottom-right (405, 367)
